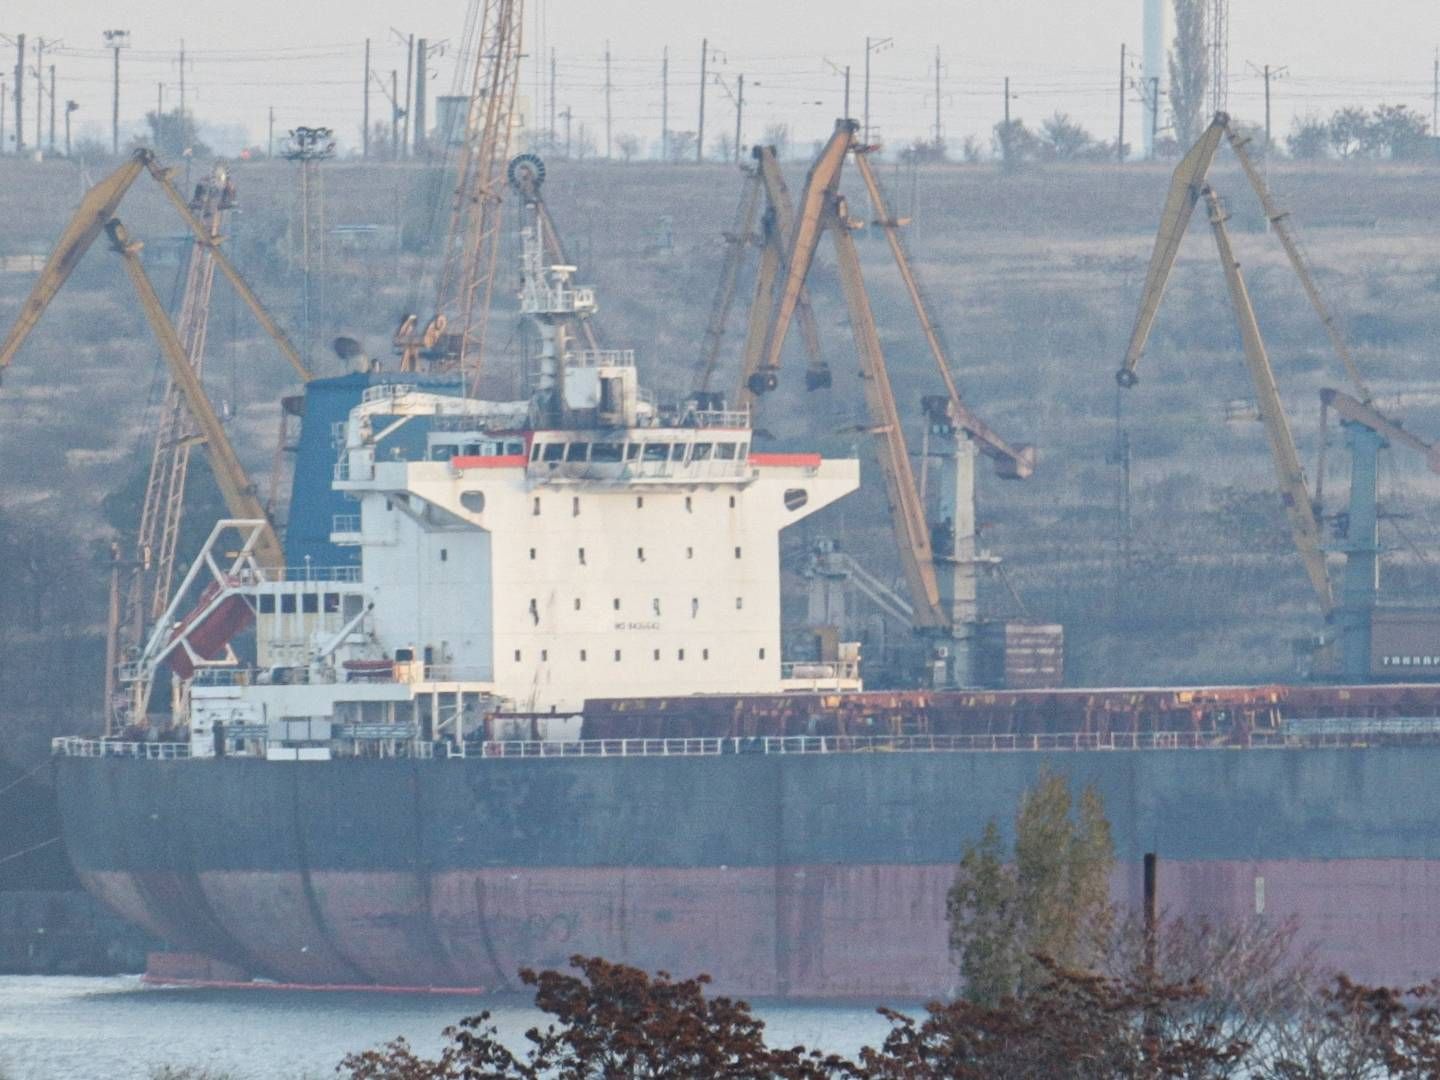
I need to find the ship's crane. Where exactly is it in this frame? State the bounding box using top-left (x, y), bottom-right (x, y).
top-left (1116, 112), bottom-right (1376, 620)
top-left (395, 0), bottom-right (524, 383)
top-left (727, 120), bottom-right (1035, 683)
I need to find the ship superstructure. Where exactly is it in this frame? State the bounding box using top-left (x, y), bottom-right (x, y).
top-left (159, 223), bottom-right (860, 758)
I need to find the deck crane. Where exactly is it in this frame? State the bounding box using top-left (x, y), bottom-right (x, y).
top-left (394, 0), bottom-right (524, 384)
top-left (742, 120), bottom-right (1036, 684)
top-left (1116, 112), bottom-right (1377, 621)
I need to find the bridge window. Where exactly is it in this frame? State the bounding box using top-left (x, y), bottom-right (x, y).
top-left (625, 443), bottom-right (641, 461)
top-left (281, 594), bottom-right (297, 614)
top-left (642, 443), bottom-right (669, 463)
top-left (592, 443), bottom-right (623, 463)
top-left (692, 443), bottom-right (713, 461)
top-left (259, 594), bottom-right (276, 614)
top-left (530, 442), bottom-right (542, 461)
top-left (566, 443), bottom-right (589, 462)
top-left (716, 442), bottom-right (737, 460)
top-left (542, 442), bottom-right (564, 463)
top-left (323, 593), bottom-right (340, 613)
top-left (302, 593), bottom-right (319, 614)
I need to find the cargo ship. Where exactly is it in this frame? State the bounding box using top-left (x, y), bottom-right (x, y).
top-left (51, 213), bottom-right (1440, 1000)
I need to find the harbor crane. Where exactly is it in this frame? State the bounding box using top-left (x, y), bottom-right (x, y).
top-left (394, 0), bottom-right (524, 384)
top-left (0, 149), bottom-right (313, 724)
top-left (1118, 112), bottom-right (1440, 680)
top-left (1116, 112), bottom-right (1372, 619)
top-left (719, 120), bottom-right (1036, 685)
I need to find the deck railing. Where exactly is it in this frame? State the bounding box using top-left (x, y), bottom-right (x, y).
top-left (55, 727), bottom-right (1440, 762)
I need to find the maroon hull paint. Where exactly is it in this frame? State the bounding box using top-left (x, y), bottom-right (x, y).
top-left (84, 859), bottom-right (1440, 997)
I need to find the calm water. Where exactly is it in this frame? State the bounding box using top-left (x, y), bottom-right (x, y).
top-left (0, 976), bottom-right (896, 1079)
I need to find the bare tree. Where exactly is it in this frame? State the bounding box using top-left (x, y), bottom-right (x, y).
top-left (614, 132), bottom-right (641, 163)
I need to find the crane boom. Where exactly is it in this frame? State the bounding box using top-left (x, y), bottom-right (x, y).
top-left (751, 121), bottom-right (857, 395)
top-left (430, 0), bottom-right (524, 381)
top-left (0, 155), bottom-right (147, 378)
top-left (851, 150), bottom-right (1035, 480)
top-left (1203, 188), bottom-right (1334, 615)
top-left (1116, 119), bottom-right (1225, 387)
top-left (1321, 388), bottom-right (1440, 472)
top-left (107, 219), bottom-right (285, 572)
top-left (697, 167), bottom-right (762, 391)
top-left (1225, 130), bottom-right (1372, 403)
top-left (734, 146), bottom-right (826, 401)
top-left (828, 194), bottom-right (947, 630)
top-left (143, 155), bottom-right (311, 383)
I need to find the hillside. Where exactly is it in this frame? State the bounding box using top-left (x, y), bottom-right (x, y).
top-left (2, 149), bottom-right (1439, 748)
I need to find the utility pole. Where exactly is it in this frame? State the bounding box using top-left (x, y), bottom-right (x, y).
top-left (1, 76), bottom-right (6, 154)
top-left (48, 64), bottom-right (54, 151)
top-left (604, 40), bottom-right (612, 159)
top-left (413, 37), bottom-right (428, 157)
top-left (178, 39), bottom-right (186, 124)
top-left (697, 37), bottom-right (707, 163)
top-left (1433, 47), bottom-right (1438, 140)
top-left (561, 105), bottom-right (572, 157)
top-left (401, 33), bottom-right (413, 158)
top-left (13, 34), bottom-right (24, 155)
top-left (550, 47), bottom-right (557, 151)
top-left (64, 99), bottom-right (77, 156)
top-left (933, 46), bottom-right (942, 146)
top-left (390, 70), bottom-right (399, 161)
top-left (103, 30), bottom-right (130, 157)
top-left (863, 36), bottom-right (893, 145)
top-left (1150, 76), bottom-right (1159, 157)
top-left (1246, 61), bottom-right (1287, 153)
top-left (156, 83), bottom-right (163, 127)
top-left (1004, 76), bottom-right (1011, 129)
top-left (1118, 44), bottom-right (1126, 163)
top-left (268, 106), bottom-right (274, 158)
top-left (734, 74), bottom-right (743, 162)
top-left (362, 39), bottom-right (370, 158)
top-left (34, 37), bottom-right (45, 151)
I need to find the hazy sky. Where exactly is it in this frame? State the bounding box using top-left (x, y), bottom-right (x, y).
top-left (5, 0), bottom-right (1437, 155)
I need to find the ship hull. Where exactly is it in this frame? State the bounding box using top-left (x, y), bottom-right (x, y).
top-left (57, 747), bottom-right (1440, 997)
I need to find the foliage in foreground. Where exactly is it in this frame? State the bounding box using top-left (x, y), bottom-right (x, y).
top-left (338, 953), bottom-right (1440, 1079)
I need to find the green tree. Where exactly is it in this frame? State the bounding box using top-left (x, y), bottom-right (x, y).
top-left (1168, 0), bottom-right (1209, 146)
top-left (1287, 115), bottom-right (1330, 160)
top-left (947, 772), bottom-right (1115, 1002)
top-left (1366, 103), bottom-right (1430, 161)
top-left (992, 118), bottom-right (1039, 172)
top-left (1327, 107), bottom-right (1369, 159)
top-left (133, 108), bottom-right (212, 160)
top-left (1038, 112), bottom-right (1098, 161)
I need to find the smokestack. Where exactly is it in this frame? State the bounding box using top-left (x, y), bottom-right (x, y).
top-left (1142, 0), bottom-right (1164, 157)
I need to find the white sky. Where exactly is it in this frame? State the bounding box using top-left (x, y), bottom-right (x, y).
top-left (4, 0), bottom-right (1437, 155)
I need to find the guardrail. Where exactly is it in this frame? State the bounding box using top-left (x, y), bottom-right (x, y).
top-left (53, 737), bottom-right (191, 760)
top-left (58, 728), bottom-right (1440, 764)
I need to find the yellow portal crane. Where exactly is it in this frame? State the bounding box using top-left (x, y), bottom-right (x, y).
top-left (0, 149), bottom-right (311, 385)
top-left (1115, 113), bottom-right (1362, 617)
top-left (396, 0), bottom-right (524, 383)
top-left (1118, 112), bottom-right (1369, 402)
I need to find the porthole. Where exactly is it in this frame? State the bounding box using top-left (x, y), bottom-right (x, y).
top-left (784, 488), bottom-right (808, 511)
